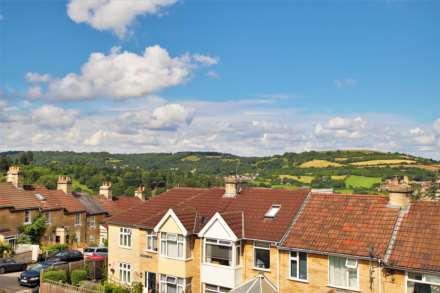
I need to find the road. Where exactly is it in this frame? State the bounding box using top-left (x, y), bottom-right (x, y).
top-left (0, 272), bottom-right (33, 293)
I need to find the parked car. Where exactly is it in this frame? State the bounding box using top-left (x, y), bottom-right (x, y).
top-left (18, 261), bottom-right (66, 287)
top-left (0, 258), bottom-right (27, 274)
top-left (46, 250), bottom-right (83, 263)
top-left (83, 247), bottom-right (108, 257)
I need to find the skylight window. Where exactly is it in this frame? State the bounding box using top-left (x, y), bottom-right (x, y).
top-left (264, 204), bottom-right (281, 218)
top-left (34, 193), bottom-right (46, 201)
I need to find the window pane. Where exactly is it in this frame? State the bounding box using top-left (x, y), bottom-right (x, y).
top-left (299, 252), bottom-right (307, 280)
top-left (329, 256), bottom-right (347, 287)
top-left (290, 259), bottom-right (298, 278)
top-left (178, 242), bottom-right (183, 258)
top-left (236, 246), bottom-right (240, 266)
top-left (348, 269), bottom-right (357, 288)
top-left (255, 248), bottom-right (270, 269)
top-left (168, 241), bottom-right (178, 258)
top-left (425, 274), bottom-right (440, 284)
top-left (206, 244), bottom-right (232, 266)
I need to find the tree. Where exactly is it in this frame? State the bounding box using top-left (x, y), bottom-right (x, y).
top-left (19, 215), bottom-right (47, 244)
top-left (0, 241), bottom-right (13, 258)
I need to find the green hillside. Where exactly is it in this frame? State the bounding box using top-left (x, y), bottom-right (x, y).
top-left (0, 150), bottom-right (438, 197)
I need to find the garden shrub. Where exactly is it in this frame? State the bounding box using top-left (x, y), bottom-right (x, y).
top-left (71, 269), bottom-right (88, 286)
top-left (42, 269), bottom-right (67, 283)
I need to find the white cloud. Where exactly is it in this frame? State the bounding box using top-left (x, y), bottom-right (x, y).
top-left (32, 105), bottom-right (78, 129)
top-left (192, 55), bottom-right (219, 66)
top-left (314, 116), bottom-right (366, 139)
top-left (334, 78), bottom-right (358, 88)
top-left (83, 130), bottom-right (109, 146)
top-left (26, 72), bottom-right (51, 83)
top-left (67, 0), bottom-right (178, 38)
top-left (26, 46), bottom-right (218, 100)
top-left (434, 118), bottom-right (440, 134)
top-left (207, 70), bottom-right (219, 79)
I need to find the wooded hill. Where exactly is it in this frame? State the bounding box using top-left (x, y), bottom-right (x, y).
top-left (0, 150), bottom-right (439, 197)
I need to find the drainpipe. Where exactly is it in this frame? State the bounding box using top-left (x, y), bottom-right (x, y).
top-left (378, 259), bottom-right (382, 293)
top-left (277, 248), bottom-right (280, 291)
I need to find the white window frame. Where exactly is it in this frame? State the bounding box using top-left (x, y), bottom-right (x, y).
top-left (253, 241), bottom-right (271, 271)
top-left (160, 274), bottom-right (185, 293)
top-left (119, 227), bottom-right (132, 248)
top-left (160, 232), bottom-right (186, 260)
top-left (204, 283), bottom-right (231, 293)
top-left (75, 213), bottom-right (81, 226)
top-left (203, 238), bottom-right (234, 267)
top-left (146, 230), bottom-right (158, 252)
top-left (406, 271), bottom-right (440, 293)
top-left (89, 216), bottom-right (96, 228)
top-left (328, 255), bottom-right (360, 291)
top-left (119, 262), bottom-right (131, 285)
top-left (43, 211), bottom-right (51, 225)
top-left (24, 210), bottom-right (32, 224)
top-left (264, 204), bottom-right (281, 218)
top-left (289, 251), bottom-right (308, 282)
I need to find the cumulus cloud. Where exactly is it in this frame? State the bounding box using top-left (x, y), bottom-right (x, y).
top-left (32, 105), bottom-right (78, 129)
top-left (334, 78), bottom-right (357, 88)
top-left (26, 46), bottom-right (218, 100)
top-left (118, 103), bottom-right (194, 132)
top-left (434, 118), bottom-right (440, 134)
top-left (67, 0), bottom-right (178, 38)
top-left (314, 116), bottom-right (366, 139)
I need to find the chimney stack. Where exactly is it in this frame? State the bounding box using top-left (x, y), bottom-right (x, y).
top-left (99, 182), bottom-right (112, 200)
top-left (134, 186), bottom-right (145, 201)
top-left (7, 166), bottom-right (23, 189)
top-left (57, 176), bottom-right (72, 194)
top-left (386, 176), bottom-right (413, 209)
top-left (223, 175), bottom-right (248, 198)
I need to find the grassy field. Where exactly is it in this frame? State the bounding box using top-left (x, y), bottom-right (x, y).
top-left (331, 175), bottom-right (347, 180)
top-left (299, 160), bottom-right (344, 168)
top-left (345, 175), bottom-right (382, 188)
top-left (181, 155), bottom-right (200, 162)
top-left (350, 159), bottom-right (416, 166)
top-left (279, 175), bottom-right (314, 184)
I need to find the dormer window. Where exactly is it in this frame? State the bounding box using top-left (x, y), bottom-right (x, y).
top-left (264, 204), bottom-right (281, 218)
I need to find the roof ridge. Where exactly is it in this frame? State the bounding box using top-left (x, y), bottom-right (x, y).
top-left (279, 191), bottom-right (312, 246)
top-left (384, 206), bottom-right (410, 263)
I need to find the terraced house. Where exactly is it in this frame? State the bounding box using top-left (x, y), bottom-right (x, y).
top-left (107, 176), bottom-right (440, 293)
top-left (1, 166), bottom-right (92, 246)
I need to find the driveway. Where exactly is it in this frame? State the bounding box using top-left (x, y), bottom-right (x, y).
top-left (0, 271), bottom-right (33, 293)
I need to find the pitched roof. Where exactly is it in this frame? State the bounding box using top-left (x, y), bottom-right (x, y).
top-left (73, 192), bottom-right (108, 215)
top-left (108, 187), bottom-right (310, 242)
top-left (95, 195), bottom-right (148, 218)
top-left (388, 201), bottom-right (440, 272)
top-left (282, 193), bottom-right (400, 258)
top-left (0, 182), bottom-right (86, 213)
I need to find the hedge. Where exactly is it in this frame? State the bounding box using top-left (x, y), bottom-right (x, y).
top-left (71, 269), bottom-right (87, 286)
top-left (42, 269), bottom-right (67, 283)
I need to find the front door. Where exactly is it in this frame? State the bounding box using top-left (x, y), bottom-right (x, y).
top-left (145, 272), bottom-right (156, 293)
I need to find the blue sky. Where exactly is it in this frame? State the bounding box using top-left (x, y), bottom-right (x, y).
top-left (0, 0), bottom-right (439, 158)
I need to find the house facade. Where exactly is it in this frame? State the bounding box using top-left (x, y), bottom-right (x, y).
top-left (107, 176), bottom-right (440, 293)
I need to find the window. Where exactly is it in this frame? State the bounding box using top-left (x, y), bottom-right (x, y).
top-left (254, 241), bottom-right (270, 270)
top-left (75, 213), bottom-right (81, 225)
top-left (120, 227), bottom-right (132, 248)
top-left (160, 233), bottom-right (184, 259)
top-left (205, 239), bottom-right (233, 266)
top-left (407, 272), bottom-right (440, 293)
top-left (119, 263), bottom-right (131, 284)
top-left (147, 230), bottom-right (158, 252)
top-left (329, 256), bottom-right (358, 290)
top-left (264, 204), bottom-right (281, 218)
top-left (43, 211), bottom-right (51, 224)
top-left (235, 244), bottom-right (241, 266)
top-left (89, 216), bottom-right (96, 228)
top-left (24, 210), bottom-right (32, 224)
top-left (145, 272), bottom-right (157, 293)
top-left (160, 274), bottom-right (184, 293)
top-left (204, 284), bottom-right (230, 293)
top-left (289, 251), bottom-right (307, 281)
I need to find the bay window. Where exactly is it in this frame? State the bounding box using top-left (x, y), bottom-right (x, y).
top-left (147, 230), bottom-right (158, 252)
top-left (119, 227), bottom-right (132, 248)
top-left (289, 251), bottom-right (307, 281)
top-left (205, 239), bottom-right (232, 266)
top-left (254, 241), bottom-right (270, 270)
top-left (160, 232), bottom-right (184, 259)
top-left (119, 262), bottom-right (131, 284)
top-left (328, 256), bottom-right (358, 290)
top-left (204, 284), bottom-right (230, 293)
top-left (407, 272), bottom-right (440, 293)
top-left (160, 274), bottom-right (189, 293)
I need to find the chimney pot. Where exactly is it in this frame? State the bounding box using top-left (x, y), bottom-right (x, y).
top-left (7, 165), bottom-right (23, 189)
top-left (57, 175), bottom-right (72, 194)
top-left (134, 185), bottom-right (145, 201)
top-left (99, 181), bottom-right (113, 200)
top-left (223, 175), bottom-right (248, 198)
top-left (387, 177), bottom-right (413, 209)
